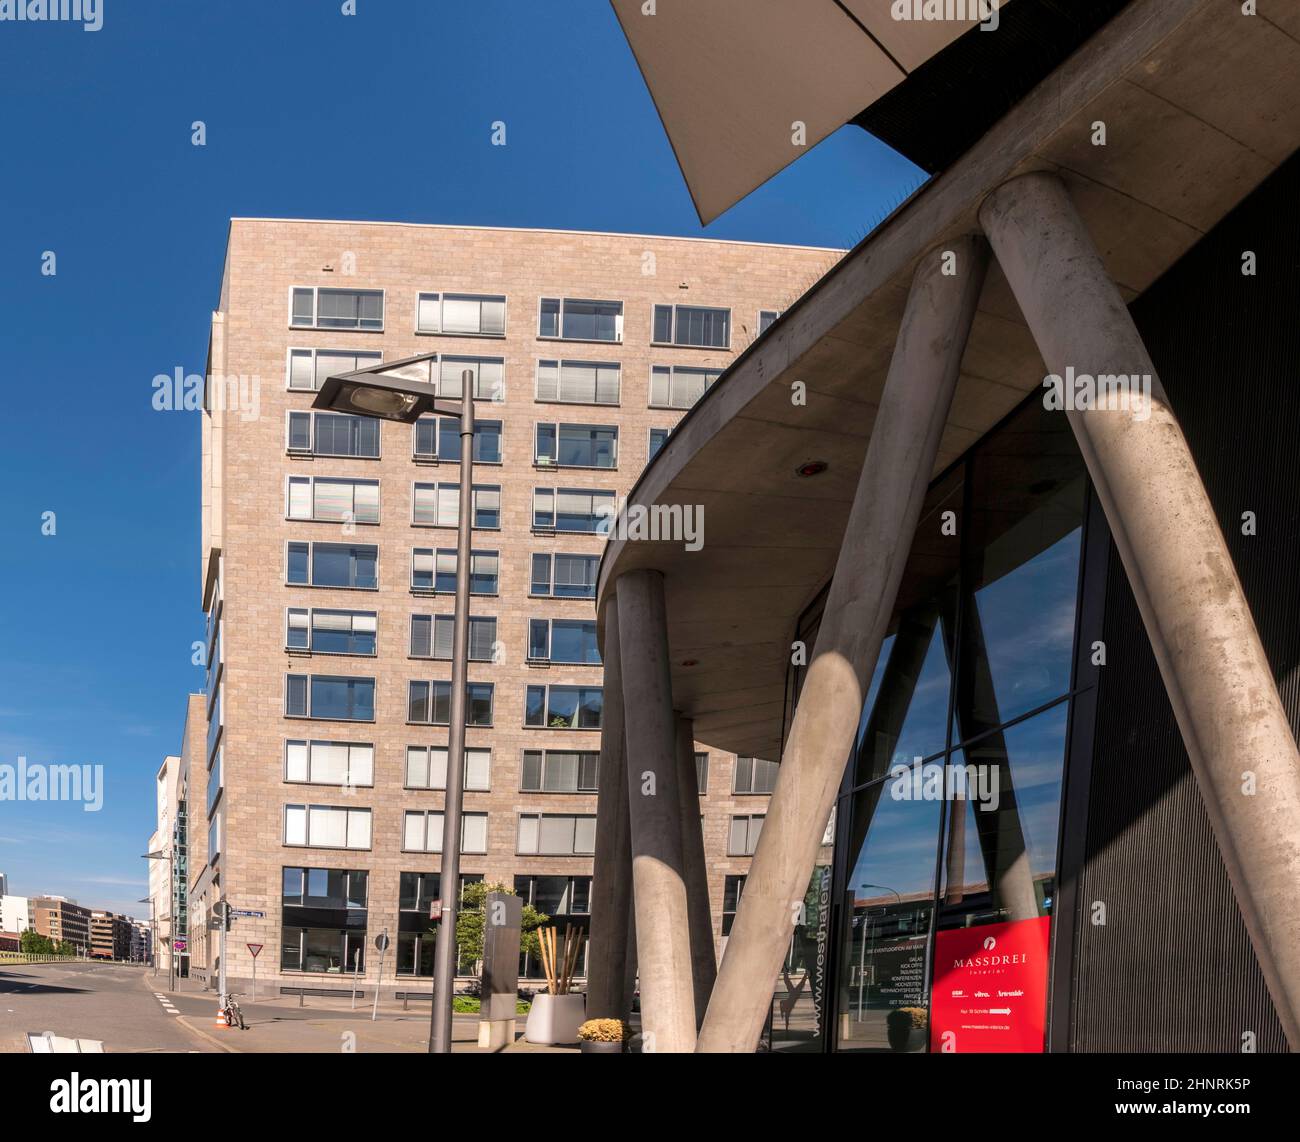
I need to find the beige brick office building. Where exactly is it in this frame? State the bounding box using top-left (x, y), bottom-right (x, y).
top-left (185, 218), bottom-right (838, 997)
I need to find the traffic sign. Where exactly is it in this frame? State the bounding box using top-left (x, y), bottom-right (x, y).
top-left (231, 909), bottom-right (265, 918)
top-left (374, 932), bottom-right (390, 952)
top-left (173, 939), bottom-right (187, 952)
top-left (429, 898), bottom-right (442, 921)
top-left (246, 943), bottom-right (263, 959)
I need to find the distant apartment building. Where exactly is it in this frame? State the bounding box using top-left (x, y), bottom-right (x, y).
top-left (90, 911), bottom-right (133, 960)
top-left (32, 897), bottom-right (91, 954)
top-left (0, 872), bottom-right (7, 897)
top-left (147, 753), bottom-right (188, 977)
top-left (0, 892), bottom-right (27, 935)
top-left (186, 219), bottom-right (836, 995)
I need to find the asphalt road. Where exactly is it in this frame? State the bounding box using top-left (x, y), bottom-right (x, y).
top-left (0, 962), bottom-right (215, 1053)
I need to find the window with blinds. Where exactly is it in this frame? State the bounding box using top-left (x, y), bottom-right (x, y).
top-left (733, 756), bottom-right (780, 794)
top-left (437, 356), bottom-right (505, 401)
top-left (652, 303), bottom-right (730, 348)
top-left (286, 477), bottom-right (380, 525)
top-left (407, 680), bottom-right (494, 726)
top-left (516, 813), bottom-right (597, 856)
top-left (728, 814), bottom-right (766, 856)
top-left (416, 292), bottom-right (506, 337)
top-left (535, 359), bottom-right (621, 405)
top-left (412, 484), bottom-right (501, 529)
top-left (284, 804), bottom-right (373, 849)
top-left (286, 609), bottom-right (377, 655)
top-left (409, 614), bottom-right (497, 661)
top-left (649, 365), bottom-right (722, 409)
top-left (409, 549), bottom-right (498, 595)
top-left (539, 297), bottom-right (623, 342)
top-left (404, 746), bottom-right (491, 791)
top-left (403, 810), bottom-right (489, 853)
top-left (532, 487), bottom-right (616, 533)
top-left (290, 288), bottom-right (384, 331)
top-left (529, 553), bottom-right (599, 598)
top-left (287, 348), bottom-right (384, 392)
top-left (520, 750), bottom-right (600, 793)
top-left (535, 422), bottom-right (618, 468)
top-left (285, 740), bottom-right (374, 786)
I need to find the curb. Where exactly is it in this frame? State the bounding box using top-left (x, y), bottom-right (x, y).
top-left (176, 1015), bottom-right (239, 1054)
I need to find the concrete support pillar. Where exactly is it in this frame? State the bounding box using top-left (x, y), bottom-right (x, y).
top-left (675, 714), bottom-right (717, 1025)
top-left (696, 237), bottom-right (990, 1052)
top-left (980, 171), bottom-right (1300, 1049)
top-left (617, 569), bottom-right (697, 1052)
top-left (585, 599), bottom-right (633, 1021)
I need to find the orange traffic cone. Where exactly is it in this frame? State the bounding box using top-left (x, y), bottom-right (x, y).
top-left (215, 1004), bottom-right (229, 1028)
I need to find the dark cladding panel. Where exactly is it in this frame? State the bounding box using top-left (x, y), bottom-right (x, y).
top-left (1070, 151), bottom-right (1300, 1053)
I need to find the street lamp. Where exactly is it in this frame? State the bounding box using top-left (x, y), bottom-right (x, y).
top-left (314, 355), bottom-right (475, 1055)
top-left (857, 883), bottom-right (901, 1021)
top-left (142, 850), bottom-right (174, 991)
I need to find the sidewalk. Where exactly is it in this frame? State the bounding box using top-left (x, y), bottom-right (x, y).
top-left (156, 974), bottom-right (579, 1054)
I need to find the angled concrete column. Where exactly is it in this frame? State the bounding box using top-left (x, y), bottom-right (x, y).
top-left (585, 599), bottom-right (633, 1021)
top-left (981, 171), bottom-right (1300, 1048)
top-left (617, 569), bottom-right (697, 1052)
top-left (675, 714), bottom-right (717, 1025)
top-left (696, 237), bottom-right (990, 1053)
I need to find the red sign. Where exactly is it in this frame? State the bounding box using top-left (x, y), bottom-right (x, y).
top-left (428, 899), bottom-right (442, 921)
top-left (929, 916), bottom-right (1050, 1053)
top-left (246, 943), bottom-right (263, 959)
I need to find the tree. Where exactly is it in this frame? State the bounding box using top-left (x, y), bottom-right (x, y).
top-left (55, 940), bottom-right (76, 958)
top-left (451, 882), bottom-right (548, 971)
top-left (20, 930), bottom-right (55, 955)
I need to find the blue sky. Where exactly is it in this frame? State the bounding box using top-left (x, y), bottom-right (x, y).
top-left (0, 0), bottom-right (924, 917)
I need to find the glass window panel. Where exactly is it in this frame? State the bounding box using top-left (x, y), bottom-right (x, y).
top-left (539, 298), bottom-right (560, 338)
top-left (285, 805), bottom-right (307, 845)
top-left (286, 740), bottom-right (309, 782)
top-left (291, 288), bottom-right (314, 326)
top-left (404, 811), bottom-right (425, 851)
top-left (417, 293), bottom-right (440, 333)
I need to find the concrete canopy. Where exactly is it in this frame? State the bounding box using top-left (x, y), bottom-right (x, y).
top-left (596, 0), bottom-right (1300, 761)
top-left (609, 0), bottom-right (993, 224)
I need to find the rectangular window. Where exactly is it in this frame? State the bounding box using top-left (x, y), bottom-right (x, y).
top-left (286, 476), bottom-right (380, 525)
top-left (285, 675), bottom-right (376, 722)
top-left (539, 297), bottom-right (623, 343)
top-left (648, 427), bottom-right (670, 461)
top-left (516, 814), bottom-right (597, 856)
top-left (520, 750), bottom-right (599, 793)
top-left (286, 609), bottom-right (377, 655)
top-left (652, 303), bottom-right (730, 348)
top-left (524, 684), bottom-right (603, 730)
top-left (514, 875), bottom-right (592, 916)
top-left (527, 619), bottom-right (601, 665)
top-left (758, 309), bottom-right (781, 334)
top-left (286, 411), bottom-right (380, 458)
top-left (407, 680), bottom-right (494, 726)
top-left (207, 749), bottom-right (223, 817)
top-left (535, 423), bottom-right (618, 469)
top-left (535, 359), bottom-right (621, 405)
top-left (412, 483), bottom-right (501, 529)
top-left (416, 292), bottom-right (506, 337)
top-left (284, 805), bottom-right (373, 849)
top-left (409, 549), bottom-right (499, 595)
top-left (287, 348), bottom-right (384, 392)
top-left (286, 542), bottom-right (378, 589)
top-left (281, 867), bottom-right (368, 974)
top-left (285, 740), bottom-right (375, 787)
top-left (532, 487), bottom-right (616, 533)
top-left (404, 746), bottom-right (491, 791)
top-left (403, 810), bottom-right (489, 853)
top-left (728, 814), bottom-right (766, 856)
top-left (650, 364), bottom-right (722, 409)
top-left (290, 288), bottom-right (384, 331)
top-left (733, 756), bottom-right (780, 794)
top-left (438, 356), bottom-right (505, 401)
top-left (409, 614), bottom-right (497, 661)
top-left (529, 553), bottom-right (598, 598)
top-left (722, 874), bottom-right (745, 935)
top-left (695, 752), bottom-right (709, 794)
top-left (412, 417), bottom-right (502, 463)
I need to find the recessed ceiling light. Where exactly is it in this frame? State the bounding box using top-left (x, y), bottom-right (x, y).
top-left (796, 460), bottom-right (829, 478)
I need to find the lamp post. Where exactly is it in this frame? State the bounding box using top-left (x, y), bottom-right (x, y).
top-left (313, 355), bottom-right (475, 1054)
top-left (142, 849), bottom-right (174, 991)
top-left (136, 897), bottom-right (155, 974)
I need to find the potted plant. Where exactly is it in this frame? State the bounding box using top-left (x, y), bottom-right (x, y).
top-left (886, 1006), bottom-right (928, 1053)
top-left (578, 1018), bottom-right (628, 1054)
top-left (524, 925), bottom-right (587, 1046)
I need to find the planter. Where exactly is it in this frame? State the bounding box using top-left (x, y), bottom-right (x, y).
top-left (580, 1038), bottom-right (625, 1054)
top-left (524, 992), bottom-right (586, 1046)
top-left (886, 1023), bottom-right (928, 1053)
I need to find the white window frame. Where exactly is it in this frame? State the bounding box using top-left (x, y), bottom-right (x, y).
top-left (531, 487), bottom-right (617, 534)
top-left (528, 552), bottom-right (599, 599)
top-left (284, 607), bottom-right (378, 656)
top-left (649, 364), bottom-right (722, 410)
top-left (515, 813), bottom-right (597, 856)
top-left (651, 302), bottom-right (732, 349)
top-left (284, 739), bottom-right (375, 787)
top-left (284, 674), bottom-right (377, 722)
top-left (286, 409), bottom-right (382, 459)
top-left (285, 475), bottom-right (381, 526)
top-left (411, 482), bottom-right (502, 530)
top-left (284, 540), bottom-right (380, 591)
top-left (519, 749), bottom-right (601, 794)
top-left (288, 287), bottom-right (385, 332)
top-left (402, 810), bottom-right (489, 854)
top-left (409, 613), bottom-right (499, 661)
top-left (728, 814), bottom-right (766, 856)
top-left (283, 804), bottom-right (373, 850)
top-left (533, 359), bottom-right (622, 407)
top-left (537, 296), bottom-right (624, 343)
top-left (286, 347), bottom-right (385, 392)
top-left (404, 745), bottom-right (492, 791)
top-left (534, 422), bottom-right (619, 469)
top-left (415, 292), bottom-right (508, 338)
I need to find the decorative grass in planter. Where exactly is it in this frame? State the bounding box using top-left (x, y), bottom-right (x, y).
top-left (578, 1019), bottom-right (629, 1054)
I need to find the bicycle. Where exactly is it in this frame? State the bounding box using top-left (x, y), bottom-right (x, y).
top-left (221, 991), bottom-right (247, 1030)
